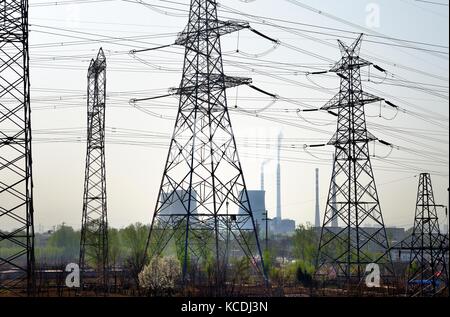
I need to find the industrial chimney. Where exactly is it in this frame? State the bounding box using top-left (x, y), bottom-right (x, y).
top-left (276, 131), bottom-right (283, 221)
top-left (260, 159), bottom-right (271, 191)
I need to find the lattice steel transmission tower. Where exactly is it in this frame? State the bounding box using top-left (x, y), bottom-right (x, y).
top-left (0, 0), bottom-right (35, 296)
top-left (144, 0), bottom-right (266, 287)
top-left (316, 34), bottom-right (393, 283)
top-left (406, 173), bottom-right (448, 297)
top-left (79, 48), bottom-right (109, 291)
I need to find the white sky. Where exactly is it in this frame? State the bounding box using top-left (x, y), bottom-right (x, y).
top-left (25, 0), bottom-right (449, 232)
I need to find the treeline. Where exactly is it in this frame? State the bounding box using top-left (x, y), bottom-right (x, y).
top-left (264, 225), bottom-right (318, 287)
top-left (0, 223), bottom-right (149, 268)
top-left (1, 223), bottom-right (320, 285)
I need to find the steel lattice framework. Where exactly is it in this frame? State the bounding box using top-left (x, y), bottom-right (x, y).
top-left (145, 0), bottom-right (266, 287)
top-left (405, 173), bottom-right (448, 297)
top-left (0, 0), bottom-right (35, 296)
top-left (79, 48), bottom-right (109, 291)
top-left (316, 35), bottom-right (393, 283)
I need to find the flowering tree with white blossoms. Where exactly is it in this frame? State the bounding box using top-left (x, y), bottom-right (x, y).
top-left (139, 256), bottom-right (181, 296)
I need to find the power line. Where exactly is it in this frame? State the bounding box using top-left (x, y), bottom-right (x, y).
top-left (30, 0), bottom-right (117, 7)
top-left (415, 0), bottom-right (449, 6)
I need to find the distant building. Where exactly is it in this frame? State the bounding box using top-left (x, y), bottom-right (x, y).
top-left (271, 218), bottom-right (296, 236)
top-left (159, 189), bottom-right (197, 216)
top-left (237, 190), bottom-right (297, 237)
top-left (239, 190), bottom-right (266, 232)
top-left (386, 227), bottom-right (407, 245)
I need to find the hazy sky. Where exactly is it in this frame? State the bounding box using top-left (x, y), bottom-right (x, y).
top-left (25, 0), bottom-right (449, 232)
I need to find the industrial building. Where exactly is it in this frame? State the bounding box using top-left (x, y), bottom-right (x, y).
top-left (270, 218), bottom-right (296, 236)
top-left (159, 189), bottom-right (198, 215)
top-left (239, 190), bottom-right (267, 232)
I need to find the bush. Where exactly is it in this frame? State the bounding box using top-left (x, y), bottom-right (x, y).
top-left (138, 256), bottom-right (181, 296)
top-left (294, 260), bottom-right (314, 287)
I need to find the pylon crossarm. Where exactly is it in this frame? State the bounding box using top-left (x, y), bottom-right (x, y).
top-left (331, 58), bottom-right (372, 73)
top-left (169, 75), bottom-right (252, 95)
top-left (130, 75), bottom-right (253, 104)
top-left (175, 19), bottom-right (249, 45)
top-left (321, 91), bottom-right (383, 111)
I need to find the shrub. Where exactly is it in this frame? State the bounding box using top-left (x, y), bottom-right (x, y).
top-left (138, 256), bottom-right (181, 296)
top-left (294, 260), bottom-right (315, 287)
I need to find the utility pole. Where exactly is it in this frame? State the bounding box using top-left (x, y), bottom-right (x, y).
top-left (262, 210), bottom-right (272, 252)
top-left (406, 173), bottom-right (448, 297)
top-left (0, 0), bottom-right (35, 296)
top-left (79, 48), bottom-right (109, 293)
top-left (316, 34), bottom-right (393, 284)
top-left (141, 0), bottom-right (269, 289)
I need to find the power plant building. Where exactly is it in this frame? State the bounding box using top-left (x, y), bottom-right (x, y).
top-left (239, 190), bottom-right (267, 232)
top-left (159, 189), bottom-right (198, 216)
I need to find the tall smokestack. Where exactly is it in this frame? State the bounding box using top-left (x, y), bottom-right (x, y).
top-left (315, 168), bottom-right (320, 227)
top-left (276, 131), bottom-right (283, 220)
top-left (260, 159), bottom-right (270, 191)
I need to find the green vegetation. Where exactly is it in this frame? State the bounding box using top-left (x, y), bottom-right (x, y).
top-left (6, 222), bottom-right (390, 288)
top-left (1, 223), bottom-right (149, 270)
top-left (46, 224), bottom-right (80, 262)
top-left (121, 223), bottom-right (149, 281)
top-left (292, 224), bottom-right (318, 269)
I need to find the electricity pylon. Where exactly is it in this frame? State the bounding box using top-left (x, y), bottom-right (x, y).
top-left (0, 0), bottom-right (35, 296)
top-left (406, 173), bottom-right (448, 297)
top-left (79, 48), bottom-right (109, 292)
top-left (316, 34), bottom-right (393, 284)
top-left (144, 0), bottom-right (266, 288)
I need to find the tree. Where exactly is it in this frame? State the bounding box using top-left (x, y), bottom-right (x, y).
top-left (296, 262), bottom-right (314, 287)
top-left (292, 224), bottom-right (319, 268)
top-left (108, 228), bottom-right (121, 268)
top-left (121, 223), bottom-right (149, 285)
top-left (47, 224), bottom-right (80, 262)
top-left (263, 249), bottom-right (275, 275)
top-left (139, 256), bottom-right (181, 296)
top-left (230, 256), bottom-right (252, 286)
